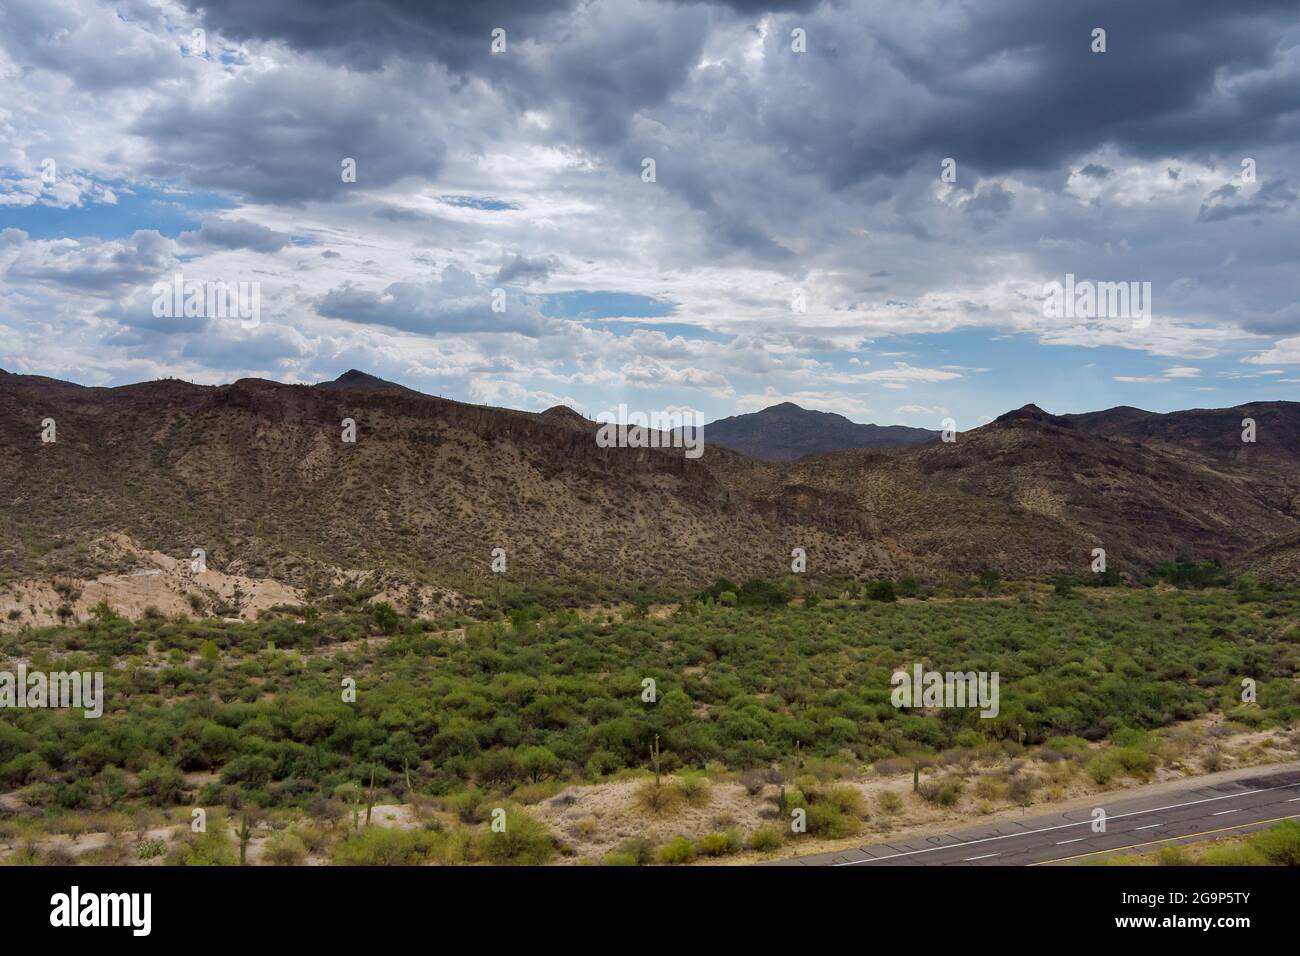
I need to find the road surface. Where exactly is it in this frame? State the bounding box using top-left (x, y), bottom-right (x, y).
top-left (773, 763), bottom-right (1300, 866)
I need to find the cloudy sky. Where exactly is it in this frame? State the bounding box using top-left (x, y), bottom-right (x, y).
top-left (2, 0), bottom-right (1298, 428)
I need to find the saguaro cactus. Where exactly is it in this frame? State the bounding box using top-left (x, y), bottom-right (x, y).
top-left (237, 815), bottom-right (253, 865)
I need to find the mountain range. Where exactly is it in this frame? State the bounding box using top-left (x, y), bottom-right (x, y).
top-left (2, 368), bottom-right (1298, 622)
top-left (702, 402), bottom-right (937, 460)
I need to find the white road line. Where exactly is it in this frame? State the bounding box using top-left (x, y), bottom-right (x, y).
top-left (1055, 838), bottom-right (1083, 845)
top-left (1289, 797), bottom-right (1300, 803)
top-left (1134, 823), bottom-right (1161, 830)
top-left (831, 777), bottom-right (1300, 866)
top-left (964, 853), bottom-right (999, 861)
top-left (1212, 809), bottom-right (1241, 816)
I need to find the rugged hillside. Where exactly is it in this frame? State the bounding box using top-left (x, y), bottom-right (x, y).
top-left (704, 402), bottom-right (937, 461)
top-left (1065, 401), bottom-right (1300, 522)
top-left (0, 370), bottom-right (878, 603)
top-left (3, 371), bottom-right (1299, 622)
top-left (837, 403), bottom-right (1294, 574)
top-left (748, 402), bottom-right (1300, 579)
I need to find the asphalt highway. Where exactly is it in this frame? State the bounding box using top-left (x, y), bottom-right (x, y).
top-left (774, 764), bottom-right (1300, 866)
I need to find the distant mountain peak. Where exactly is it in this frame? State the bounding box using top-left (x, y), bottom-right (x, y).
top-left (539, 405), bottom-right (592, 429)
top-left (994, 403), bottom-right (1070, 427)
top-left (707, 404), bottom-right (938, 461)
top-left (315, 370), bottom-right (417, 394)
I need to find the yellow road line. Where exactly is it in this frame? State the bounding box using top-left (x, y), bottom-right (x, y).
top-left (1029, 812), bottom-right (1300, 865)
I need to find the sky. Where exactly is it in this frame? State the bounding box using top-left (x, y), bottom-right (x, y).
top-left (1, 0), bottom-right (1298, 429)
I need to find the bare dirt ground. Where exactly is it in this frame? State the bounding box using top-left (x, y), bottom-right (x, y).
top-left (0, 533), bottom-right (469, 633)
top-left (0, 533), bottom-right (303, 631)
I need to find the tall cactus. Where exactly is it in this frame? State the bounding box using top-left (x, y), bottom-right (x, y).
top-left (237, 815), bottom-right (253, 866)
top-left (365, 765), bottom-right (376, 826)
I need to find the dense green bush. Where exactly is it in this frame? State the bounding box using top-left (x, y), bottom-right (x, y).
top-left (1, 585), bottom-right (1296, 825)
top-left (477, 809), bottom-right (555, 866)
top-left (332, 828), bottom-right (443, 866)
top-left (864, 580), bottom-right (897, 602)
top-left (656, 835), bottom-right (695, 865)
top-left (696, 829), bottom-right (742, 856)
top-left (1251, 819), bottom-right (1300, 865)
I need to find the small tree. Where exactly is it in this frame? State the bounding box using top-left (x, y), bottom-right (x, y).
top-left (517, 745), bottom-right (561, 784)
top-left (371, 602), bottom-right (399, 635)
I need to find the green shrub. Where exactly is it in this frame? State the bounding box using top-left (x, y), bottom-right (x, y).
top-left (917, 777), bottom-right (963, 807)
top-left (167, 828), bottom-right (237, 866)
top-left (675, 774), bottom-right (712, 807)
top-left (1155, 845), bottom-right (1191, 866)
top-left (263, 830), bottom-right (307, 866)
top-left (747, 827), bottom-right (784, 851)
top-left (822, 784), bottom-right (866, 818)
top-left (805, 803), bottom-right (859, 838)
top-left (1086, 753), bottom-right (1122, 785)
top-left (585, 750), bottom-right (620, 778)
top-left (1113, 747), bottom-right (1156, 777)
top-left (696, 830), bottom-right (742, 857)
top-left (137, 763), bottom-right (185, 806)
top-left (477, 809), bottom-right (555, 866)
top-left (877, 790), bottom-right (903, 814)
top-left (637, 780), bottom-right (686, 815)
top-left (332, 828), bottom-right (443, 866)
top-left (604, 837), bottom-right (654, 866)
top-left (737, 579), bottom-right (789, 608)
top-left (865, 580), bottom-right (897, 602)
top-left (779, 788), bottom-right (807, 813)
top-left (1198, 843), bottom-right (1267, 866)
top-left (371, 602), bottom-right (400, 634)
top-left (135, 838), bottom-right (165, 860)
top-left (1250, 820), bottom-right (1300, 866)
top-left (656, 836), bottom-right (695, 865)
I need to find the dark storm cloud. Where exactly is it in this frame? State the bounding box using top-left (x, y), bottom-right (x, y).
top-left (962, 182), bottom-right (1015, 226)
top-left (174, 0), bottom-right (575, 72)
top-left (496, 255), bottom-right (559, 285)
top-left (761, 0), bottom-right (1300, 188)
top-left (176, 0), bottom-right (818, 72)
top-left (372, 206), bottom-right (441, 223)
top-left (159, 0), bottom-right (1300, 264)
top-left (179, 0), bottom-right (713, 155)
top-left (5, 230), bottom-right (175, 293)
top-left (316, 269), bottom-right (555, 336)
top-left (1197, 178), bottom-right (1297, 222)
top-left (99, 291), bottom-right (210, 337)
top-left (180, 326), bottom-right (309, 367)
top-left (180, 218), bottom-right (292, 253)
top-left (130, 64), bottom-right (446, 204)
